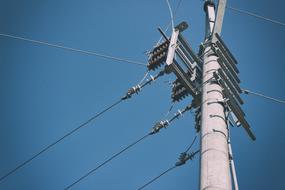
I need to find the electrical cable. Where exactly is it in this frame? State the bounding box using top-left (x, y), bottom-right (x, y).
top-left (138, 71), bottom-right (150, 85)
top-left (0, 33), bottom-right (146, 67)
top-left (198, 0), bottom-right (285, 27)
top-left (138, 166), bottom-right (177, 190)
top-left (0, 99), bottom-right (123, 182)
top-left (242, 89), bottom-right (285, 105)
top-left (0, 69), bottom-right (165, 182)
top-left (65, 133), bottom-right (151, 190)
top-left (157, 0), bottom-right (183, 45)
top-left (166, 0), bottom-right (175, 30)
top-left (137, 134), bottom-right (199, 190)
top-left (164, 103), bottom-right (175, 118)
top-left (185, 134), bottom-right (198, 152)
top-left (65, 103), bottom-right (194, 189)
top-left (227, 6), bottom-right (285, 27)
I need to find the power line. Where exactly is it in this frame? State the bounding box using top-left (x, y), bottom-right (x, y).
top-left (0, 69), bottom-right (166, 182)
top-left (66, 103), bottom-right (194, 189)
top-left (0, 99), bottom-right (123, 182)
top-left (138, 144), bottom-right (199, 190)
top-left (227, 6), bottom-right (285, 27)
top-left (242, 89), bottom-right (285, 105)
top-left (65, 133), bottom-right (151, 190)
top-left (0, 33), bottom-right (146, 67)
top-left (138, 166), bottom-right (177, 190)
top-left (185, 134), bottom-right (198, 152)
top-left (166, 0), bottom-right (175, 30)
top-left (157, 0), bottom-right (183, 45)
top-left (198, 0), bottom-right (285, 27)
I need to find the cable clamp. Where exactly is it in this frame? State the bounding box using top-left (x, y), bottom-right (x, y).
top-left (149, 120), bottom-right (169, 135)
top-left (122, 85), bottom-right (141, 100)
top-left (175, 151), bottom-right (199, 167)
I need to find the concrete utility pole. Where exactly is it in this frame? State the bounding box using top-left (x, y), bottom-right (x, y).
top-left (200, 0), bottom-right (232, 190)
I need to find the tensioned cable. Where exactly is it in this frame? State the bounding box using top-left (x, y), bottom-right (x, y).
top-left (138, 71), bottom-right (150, 85)
top-left (65, 103), bottom-right (194, 189)
top-left (0, 99), bottom-right (123, 182)
top-left (0, 33), bottom-right (146, 67)
top-left (138, 151), bottom-right (200, 190)
top-left (157, 0), bottom-right (183, 45)
top-left (185, 134), bottom-right (198, 152)
top-left (227, 6), bottom-right (285, 27)
top-left (242, 89), bottom-right (285, 105)
top-left (0, 69), bottom-right (164, 182)
top-left (164, 103), bottom-right (175, 118)
top-left (138, 166), bottom-right (177, 190)
top-left (198, 0), bottom-right (285, 28)
top-left (166, 0), bottom-right (175, 30)
top-left (138, 134), bottom-right (199, 190)
top-left (65, 133), bottom-right (151, 190)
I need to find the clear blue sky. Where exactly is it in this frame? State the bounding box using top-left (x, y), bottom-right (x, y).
top-left (0, 0), bottom-right (284, 189)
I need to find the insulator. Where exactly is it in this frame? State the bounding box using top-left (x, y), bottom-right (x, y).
top-left (149, 120), bottom-right (169, 135)
top-left (195, 108), bottom-right (201, 132)
top-left (172, 87), bottom-right (190, 102)
top-left (171, 79), bottom-right (190, 102)
top-left (147, 41), bottom-right (169, 71)
top-left (152, 41), bottom-right (169, 53)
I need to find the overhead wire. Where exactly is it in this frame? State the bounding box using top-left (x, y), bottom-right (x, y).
top-left (65, 103), bottom-right (194, 189)
top-left (65, 133), bottom-right (151, 190)
top-left (0, 69), bottom-right (165, 182)
top-left (198, 0), bottom-right (285, 27)
top-left (0, 99), bottom-right (123, 182)
top-left (157, 0), bottom-right (183, 45)
top-left (227, 6), bottom-right (285, 27)
top-left (138, 166), bottom-right (177, 190)
top-left (138, 71), bottom-right (150, 85)
top-left (185, 134), bottom-right (198, 152)
top-left (242, 89), bottom-right (285, 105)
top-left (166, 0), bottom-right (175, 30)
top-left (0, 33), bottom-right (146, 67)
top-left (137, 134), bottom-right (199, 190)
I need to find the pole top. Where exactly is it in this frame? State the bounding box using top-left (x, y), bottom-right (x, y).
top-left (175, 21), bottom-right (189, 32)
top-left (204, 0), bottom-right (215, 12)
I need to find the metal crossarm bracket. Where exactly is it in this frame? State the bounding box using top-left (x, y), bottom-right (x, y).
top-left (178, 34), bottom-right (203, 67)
top-left (167, 60), bottom-right (197, 97)
top-left (214, 70), bottom-right (243, 105)
top-left (157, 22), bottom-right (203, 103)
top-left (214, 33), bottom-right (238, 66)
top-left (217, 77), bottom-right (255, 140)
top-left (213, 47), bottom-right (240, 82)
top-left (166, 29), bottom-right (179, 66)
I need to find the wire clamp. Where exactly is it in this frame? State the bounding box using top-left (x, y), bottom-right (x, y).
top-left (149, 120), bottom-right (169, 135)
top-left (175, 151), bottom-right (199, 166)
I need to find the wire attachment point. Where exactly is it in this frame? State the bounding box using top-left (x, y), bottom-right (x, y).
top-left (121, 70), bottom-right (165, 100)
top-left (150, 120), bottom-right (170, 135)
top-left (175, 150), bottom-right (199, 166)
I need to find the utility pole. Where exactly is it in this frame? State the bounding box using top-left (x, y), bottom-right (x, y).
top-left (147, 1), bottom-right (255, 189)
top-left (200, 1), bottom-right (232, 190)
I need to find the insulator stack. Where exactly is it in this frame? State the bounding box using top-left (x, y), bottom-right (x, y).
top-left (147, 41), bottom-right (170, 71)
top-left (171, 72), bottom-right (192, 102)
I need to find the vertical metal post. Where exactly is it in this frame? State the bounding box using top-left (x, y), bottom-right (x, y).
top-left (200, 1), bottom-right (231, 190)
top-left (229, 141), bottom-right (239, 190)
